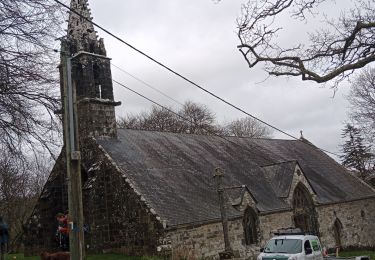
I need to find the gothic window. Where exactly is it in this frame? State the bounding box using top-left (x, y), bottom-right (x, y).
top-left (333, 218), bottom-right (343, 248)
top-left (243, 207), bottom-right (258, 245)
top-left (292, 184), bottom-right (318, 234)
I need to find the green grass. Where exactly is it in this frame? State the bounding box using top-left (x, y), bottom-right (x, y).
top-left (4, 253), bottom-right (146, 260)
top-left (340, 251), bottom-right (375, 259)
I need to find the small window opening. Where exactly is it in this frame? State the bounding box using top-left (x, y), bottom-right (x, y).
top-left (98, 85), bottom-right (102, 99)
top-left (333, 218), bottom-right (343, 249)
top-left (304, 240), bottom-right (312, 254)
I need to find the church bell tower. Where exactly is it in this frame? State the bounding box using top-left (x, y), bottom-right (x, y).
top-left (62, 0), bottom-right (121, 138)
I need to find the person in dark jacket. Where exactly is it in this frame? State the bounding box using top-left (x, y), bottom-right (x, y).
top-left (0, 216), bottom-right (9, 260)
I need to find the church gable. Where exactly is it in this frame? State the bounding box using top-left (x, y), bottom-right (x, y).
top-left (229, 186), bottom-right (258, 212)
top-left (261, 160), bottom-right (297, 198)
top-left (286, 162), bottom-right (317, 206)
top-left (81, 137), bottom-right (165, 253)
top-left (251, 139), bottom-right (374, 204)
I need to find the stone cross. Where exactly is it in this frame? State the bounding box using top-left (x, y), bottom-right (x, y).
top-left (213, 167), bottom-right (234, 259)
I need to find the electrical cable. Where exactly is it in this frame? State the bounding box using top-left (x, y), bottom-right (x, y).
top-left (112, 78), bottom-right (275, 165)
top-left (53, 0), bottom-right (340, 157)
top-left (90, 59), bottom-right (275, 164)
top-left (111, 63), bottom-right (184, 107)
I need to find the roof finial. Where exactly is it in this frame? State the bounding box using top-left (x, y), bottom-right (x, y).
top-left (300, 130), bottom-right (304, 139)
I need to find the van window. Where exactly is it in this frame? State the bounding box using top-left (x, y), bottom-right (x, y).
top-left (304, 240), bottom-right (312, 254)
top-left (264, 239), bottom-right (302, 254)
top-left (311, 240), bottom-right (321, 251)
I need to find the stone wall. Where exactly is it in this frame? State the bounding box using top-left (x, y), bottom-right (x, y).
top-left (82, 137), bottom-right (164, 255)
top-left (165, 210), bottom-right (293, 260)
top-left (165, 196), bottom-right (375, 260)
top-left (25, 138), bottom-right (165, 256)
top-left (316, 197), bottom-right (375, 250)
top-left (24, 152), bottom-right (69, 256)
top-left (78, 99), bottom-right (119, 138)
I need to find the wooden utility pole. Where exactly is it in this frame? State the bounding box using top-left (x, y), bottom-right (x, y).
top-left (213, 167), bottom-right (234, 259)
top-left (61, 40), bottom-right (85, 260)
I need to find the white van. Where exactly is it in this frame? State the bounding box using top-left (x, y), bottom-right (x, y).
top-left (257, 234), bottom-right (324, 260)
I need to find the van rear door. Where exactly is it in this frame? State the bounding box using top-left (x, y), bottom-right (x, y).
top-left (304, 240), bottom-right (314, 260)
top-left (311, 239), bottom-right (323, 260)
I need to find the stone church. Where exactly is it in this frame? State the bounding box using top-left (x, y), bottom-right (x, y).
top-left (24, 0), bottom-right (375, 258)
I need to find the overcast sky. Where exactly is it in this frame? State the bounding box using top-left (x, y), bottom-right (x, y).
top-left (82, 0), bottom-right (356, 160)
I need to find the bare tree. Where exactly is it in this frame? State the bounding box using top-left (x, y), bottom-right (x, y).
top-left (348, 67), bottom-right (375, 143)
top-left (118, 106), bottom-right (180, 132)
top-left (178, 101), bottom-right (217, 134)
top-left (224, 117), bottom-right (273, 138)
top-left (0, 0), bottom-right (64, 158)
top-left (118, 101), bottom-right (273, 138)
top-left (0, 151), bottom-right (50, 251)
top-left (142, 106), bottom-right (181, 132)
top-left (236, 0), bottom-right (375, 86)
top-left (117, 114), bottom-right (142, 130)
top-left (118, 101), bottom-right (221, 135)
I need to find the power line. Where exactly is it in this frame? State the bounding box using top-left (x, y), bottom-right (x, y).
top-left (112, 78), bottom-right (275, 164)
top-left (53, 0), bottom-right (339, 157)
top-left (111, 63), bottom-right (184, 107)
top-left (52, 0), bottom-right (292, 135)
top-left (113, 79), bottom-right (178, 117)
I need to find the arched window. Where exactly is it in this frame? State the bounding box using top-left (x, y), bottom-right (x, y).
top-left (292, 184), bottom-right (318, 234)
top-left (243, 207), bottom-right (258, 245)
top-left (333, 218), bottom-right (343, 248)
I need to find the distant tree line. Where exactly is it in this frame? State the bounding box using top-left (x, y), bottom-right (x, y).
top-left (117, 101), bottom-right (273, 138)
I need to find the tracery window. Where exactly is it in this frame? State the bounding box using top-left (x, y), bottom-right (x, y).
top-left (292, 184), bottom-right (318, 234)
top-left (243, 207), bottom-right (258, 245)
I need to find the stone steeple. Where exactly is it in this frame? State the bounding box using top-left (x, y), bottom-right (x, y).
top-left (68, 0), bottom-right (96, 43)
top-left (67, 0), bottom-right (107, 55)
top-left (63, 0), bottom-right (121, 138)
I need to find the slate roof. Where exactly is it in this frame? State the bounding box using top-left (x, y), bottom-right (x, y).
top-left (96, 129), bottom-right (375, 228)
top-left (262, 161), bottom-right (297, 198)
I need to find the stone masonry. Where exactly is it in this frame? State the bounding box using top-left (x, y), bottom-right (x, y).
top-left (25, 137), bottom-right (165, 256)
top-left (81, 137), bottom-right (164, 255)
top-left (317, 198), bottom-right (375, 250)
top-left (164, 197), bottom-right (375, 259)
